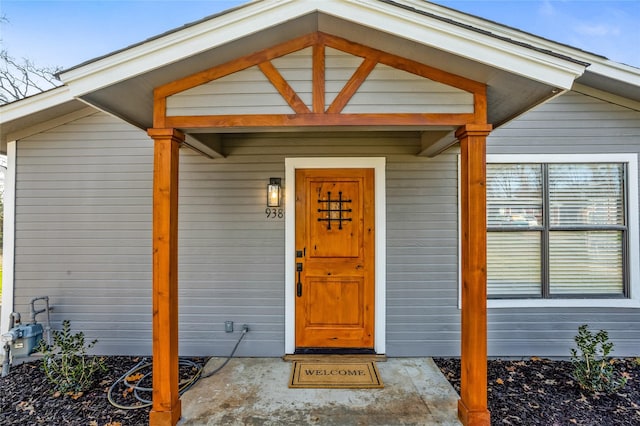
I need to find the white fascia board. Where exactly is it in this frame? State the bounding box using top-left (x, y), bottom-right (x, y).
top-left (0, 86), bottom-right (73, 124)
top-left (582, 61), bottom-right (640, 87)
top-left (326, 0), bottom-right (585, 89)
top-left (404, 0), bottom-right (639, 85)
top-left (59, 0), bottom-right (309, 96)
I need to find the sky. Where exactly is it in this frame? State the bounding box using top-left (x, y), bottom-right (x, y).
top-left (0, 0), bottom-right (639, 73)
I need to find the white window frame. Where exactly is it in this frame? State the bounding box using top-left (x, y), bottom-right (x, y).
top-left (471, 153), bottom-right (639, 309)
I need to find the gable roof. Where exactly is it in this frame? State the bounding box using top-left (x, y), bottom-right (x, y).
top-left (2, 0), bottom-right (638, 150)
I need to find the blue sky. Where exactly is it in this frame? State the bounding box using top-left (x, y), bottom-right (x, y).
top-left (1, 0), bottom-right (639, 70)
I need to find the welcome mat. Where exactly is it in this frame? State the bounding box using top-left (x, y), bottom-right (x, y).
top-left (289, 360), bottom-right (383, 389)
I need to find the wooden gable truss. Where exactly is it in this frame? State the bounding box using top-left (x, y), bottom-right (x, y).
top-left (153, 32), bottom-right (487, 129)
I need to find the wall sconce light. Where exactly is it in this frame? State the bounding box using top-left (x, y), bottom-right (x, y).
top-left (267, 178), bottom-right (282, 207)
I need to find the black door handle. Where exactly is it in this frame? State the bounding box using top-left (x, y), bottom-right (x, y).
top-left (296, 263), bottom-right (303, 297)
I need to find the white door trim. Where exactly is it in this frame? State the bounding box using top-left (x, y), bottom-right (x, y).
top-left (284, 157), bottom-right (386, 354)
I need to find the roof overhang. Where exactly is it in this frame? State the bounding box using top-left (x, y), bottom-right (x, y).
top-left (10, 0), bottom-right (639, 151)
top-left (0, 86), bottom-right (92, 152)
top-left (55, 0), bottom-right (586, 132)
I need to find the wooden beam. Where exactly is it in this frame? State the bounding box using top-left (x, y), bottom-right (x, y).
top-left (457, 123), bottom-right (492, 426)
top-left (155, 33), bottom-right (319, 99)
top-left (152, 31), bottom-right (487, 130)
top-left (258, 61), bottom-right (311, 114)
top-left (165, 112), bottom-right (476, 128)
top-left (312, 43), bottom-right (326, 114)
top-left (473, 85), bottom-right (488, 125)
top-left (327, 57), bottom-right (378, 114)
top-left (148, 128), bottom-right (184, 426)
top-left (320, 32), bottom-right (486, 95)
top-left (153, 95), bottom-right (167, 129)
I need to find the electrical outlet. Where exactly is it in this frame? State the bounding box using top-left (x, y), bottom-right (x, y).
top-left (225, 321), bottom-right (233, 333)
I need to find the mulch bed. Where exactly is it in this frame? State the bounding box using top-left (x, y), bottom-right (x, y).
top-left (1, 356), bottom-right (639, 425)
top-left (0, 356), bottom-right (203, 426)
top-left (434, 357), bottom-right (640, 426)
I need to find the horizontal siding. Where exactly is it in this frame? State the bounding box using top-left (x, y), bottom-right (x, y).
top-left (344, 63), bottom-right (474, 114)
top-left (178, 132), bottom-right (462, 357)
top-left (271, 47), bottom-right (313, 107)
top-left (488, 91), bottom-right (640, 153)
top-left (16, 121), bottom-right (463, 357)
top-left (166, 66), bottom-right (294, 116)
top-left (14, 113), bottom-right (155, 355)
top-left (13, 89), bottom-right (639, 359)
top-left (166, 46), bottom-right (473, 117)
top-left (325, 47), bottom-right (364, 108)
top-left (486, 91), bottom-right (640, 357)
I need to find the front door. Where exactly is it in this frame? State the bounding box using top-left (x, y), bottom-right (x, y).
top-left (295, 168), bottom-right (375, 350)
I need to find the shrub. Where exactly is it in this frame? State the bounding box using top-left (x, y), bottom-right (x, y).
top-left (570, 324), bottom-right (627, 394)
top-left (36, 320), bottom-right (107, 394)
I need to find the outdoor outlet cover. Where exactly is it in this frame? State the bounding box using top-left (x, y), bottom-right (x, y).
top-left (225, 321), bottom-right (233, 333)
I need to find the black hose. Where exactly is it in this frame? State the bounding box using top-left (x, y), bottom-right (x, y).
top-left (201, 328), bottom-right (247, 379)
top-left (107, 329), bottom-right (247, 410)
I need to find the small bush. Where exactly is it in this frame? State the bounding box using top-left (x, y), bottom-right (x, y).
top-left (36, 320), bottom-right (107, 394)
top-left (570, 324), bottom-right (627, 394)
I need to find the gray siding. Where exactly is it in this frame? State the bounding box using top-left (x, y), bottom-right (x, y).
top-left (166, 46), bottom-right (473, 117)
top-left (486, 91), bottom-right (640, 357)
top-left (12, 90), bottom-right (640, 359)
top-left (14, 113), bottom-right (154, 355)
top-left (178, 132), bottom-right (461, 357)
top-left (14, 117), bottom-right (462, 357)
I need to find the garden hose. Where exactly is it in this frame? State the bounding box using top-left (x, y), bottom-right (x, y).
top-left (107, 358), bottom-right (202, 410)
top-left (107, 329), bottom-right (247, 410)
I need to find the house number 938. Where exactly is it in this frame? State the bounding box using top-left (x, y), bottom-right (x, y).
top-left (265, 208), bottom-right (284, 219)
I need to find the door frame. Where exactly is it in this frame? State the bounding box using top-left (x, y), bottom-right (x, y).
top-left (284, 157), bottom-right (386, 354)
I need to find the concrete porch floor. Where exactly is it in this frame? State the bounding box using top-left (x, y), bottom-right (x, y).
top-left (179, 357), bottom-right (462, 425)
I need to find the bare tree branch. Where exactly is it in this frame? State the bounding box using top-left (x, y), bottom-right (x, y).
top-left (0, 15), bottom-right (62, 105)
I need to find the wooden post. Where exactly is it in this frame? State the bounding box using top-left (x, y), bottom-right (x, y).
top-left (456, 123), bottom-right (492, 426)
top-left (148, 128), bottom-right (184, 426)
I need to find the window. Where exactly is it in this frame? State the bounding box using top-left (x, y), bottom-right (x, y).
top-left (485, 154), bottom-right (638, 304)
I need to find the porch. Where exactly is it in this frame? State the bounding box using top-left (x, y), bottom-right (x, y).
top-left (179, 357), bottom-right (461, 425)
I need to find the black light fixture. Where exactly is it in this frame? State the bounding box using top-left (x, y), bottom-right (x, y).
top-left (267, 178), bottom-right (282, 207)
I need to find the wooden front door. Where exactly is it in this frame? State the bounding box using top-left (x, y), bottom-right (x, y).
top-left (295, 168), bottom-right (375, 350)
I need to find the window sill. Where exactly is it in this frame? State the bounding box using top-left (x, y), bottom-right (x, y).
top-left (488, 298), bottom-right (640, 309)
